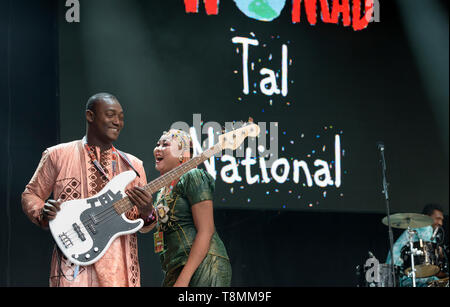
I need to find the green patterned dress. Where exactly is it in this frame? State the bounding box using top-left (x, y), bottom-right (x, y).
top-left (153, 168), bottom-right (232, 287)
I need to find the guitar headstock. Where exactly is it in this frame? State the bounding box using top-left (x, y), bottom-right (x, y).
top-left (218, 119), bottom-right (260, 150)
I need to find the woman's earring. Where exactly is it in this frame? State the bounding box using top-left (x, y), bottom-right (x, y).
top-left (179, 156), bottom-right (183, 163)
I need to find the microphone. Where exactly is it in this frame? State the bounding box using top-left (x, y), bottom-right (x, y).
top-left (377, 142), bottom-right (387, 172)
top-left (376, 142), bottom-right (385, 151)
top-left (431, 226), bottom-right (440, 241)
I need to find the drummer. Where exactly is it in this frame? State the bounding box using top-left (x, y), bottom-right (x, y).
top-left (386, 203), bottom-right (445, 287)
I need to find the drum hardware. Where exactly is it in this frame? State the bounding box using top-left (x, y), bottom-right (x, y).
top-left (406, 227), bottom-right (417, 286)
top-left (427, 277), bottom-right (449, 287)
top-left (441, 244), bottom-right (449, 274)
top-left (404, 247), bottom-right (424, 257)
top-left (401, 239), bottom-right (442, 281)
top-left (382, 213), bottom-right (434, 287)
top-left (377, 142), bottom-right (397, 287)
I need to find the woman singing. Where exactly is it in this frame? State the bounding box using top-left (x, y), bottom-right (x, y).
top-left (147, 129), bottom-right (232, 287)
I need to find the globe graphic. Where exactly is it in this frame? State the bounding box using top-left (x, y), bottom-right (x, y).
top-left (234, 0), bottom-right (287, 22)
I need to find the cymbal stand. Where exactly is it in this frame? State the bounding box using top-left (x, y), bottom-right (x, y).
top-left (407, 226), bottom-right (417, 287)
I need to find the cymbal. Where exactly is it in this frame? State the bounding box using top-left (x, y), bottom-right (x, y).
top-left (382, 213), bottom-right (433, 229)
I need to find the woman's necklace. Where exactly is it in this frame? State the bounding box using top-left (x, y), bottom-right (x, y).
top-left (155, 179), bottom-right (179, 230)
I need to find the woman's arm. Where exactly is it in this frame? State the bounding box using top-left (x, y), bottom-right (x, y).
top-left (174, 200), bottom-right (215, 287)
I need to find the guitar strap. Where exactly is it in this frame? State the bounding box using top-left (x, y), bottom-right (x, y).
top-left (82, 136), bottom-right (140, 180)
top-left (117, 149), bottom-right (141, 178)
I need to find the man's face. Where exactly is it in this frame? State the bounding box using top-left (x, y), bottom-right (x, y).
top-left (87, 98), bottom-right (124, 143)
top-left (430, 210), bottom-right (444, 229)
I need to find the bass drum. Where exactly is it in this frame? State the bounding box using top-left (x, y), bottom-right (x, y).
top-left (400, 241), bottom-right (440, 278)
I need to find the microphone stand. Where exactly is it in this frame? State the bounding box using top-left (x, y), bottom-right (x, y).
top-left (378, 143), bottom-right (397, 287)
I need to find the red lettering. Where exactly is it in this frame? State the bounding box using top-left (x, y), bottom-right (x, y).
top-left (331, 0), bottom-right (351, 26)
top-left (184, 0), bottom-right (219, 15)
top-left (292, 0), bottom-right (301, 23)
top-left (184, 0), bottom-right (373, 31)
top-left (292, 0), bottom-right (333, 25)
top-left (319, 0), bottom-right (332, 23)
top-left (352, 0), bottom-right (373, 31)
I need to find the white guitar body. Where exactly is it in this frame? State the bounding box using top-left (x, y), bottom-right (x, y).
top-left (49, 171), bottom-right (143, 266)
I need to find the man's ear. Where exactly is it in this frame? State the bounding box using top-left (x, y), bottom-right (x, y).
top-left (86, 110), bottom-right (95, 123)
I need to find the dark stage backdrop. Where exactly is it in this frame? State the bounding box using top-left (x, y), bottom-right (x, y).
top-left (58, 0), bottom-right (448, 214)
top-left (1, 0), bottom-right (448, 287)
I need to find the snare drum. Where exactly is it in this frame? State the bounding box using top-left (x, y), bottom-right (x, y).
top-left (401, 240), bottom-right (441, 278)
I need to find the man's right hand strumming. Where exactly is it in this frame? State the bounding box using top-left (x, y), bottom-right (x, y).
top-left (42, 199), bottom-right (62, 221)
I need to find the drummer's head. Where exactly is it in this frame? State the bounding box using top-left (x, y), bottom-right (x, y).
top-left (422, 203), bottom-right (444, 229)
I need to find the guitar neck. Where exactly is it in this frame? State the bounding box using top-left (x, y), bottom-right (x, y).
top-left (114, 144), bottom-right (222, 215)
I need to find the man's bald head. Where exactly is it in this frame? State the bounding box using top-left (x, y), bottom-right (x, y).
top-left (86, 93), bottom-right (119, 114)
top-left (85, 93), bottom-right (124, 145)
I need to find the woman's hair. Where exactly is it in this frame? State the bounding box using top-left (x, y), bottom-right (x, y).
top-left (163, 129), bottom-right (193, 158)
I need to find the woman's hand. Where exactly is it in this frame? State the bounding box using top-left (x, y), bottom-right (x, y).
top-left (126, 187), bottom-right (153, 216)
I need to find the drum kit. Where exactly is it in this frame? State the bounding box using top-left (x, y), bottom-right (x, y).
top-left (357, 213), bottom-right (448, 287)
top-left (363, 143), bottom-right (449, 287)
top-left (381, 213), bottom-right (448, 287)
